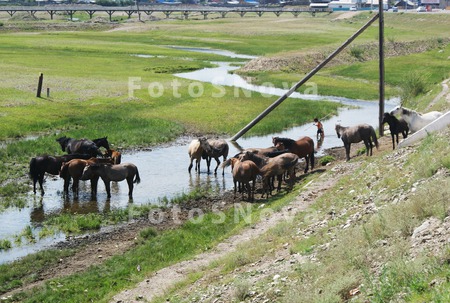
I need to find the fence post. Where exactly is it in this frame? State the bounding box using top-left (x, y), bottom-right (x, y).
top-left (36, 73), bottom-right (43, 98)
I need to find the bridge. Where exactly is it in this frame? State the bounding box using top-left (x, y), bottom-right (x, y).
top-left (0, 4), bottom-right (332, 21)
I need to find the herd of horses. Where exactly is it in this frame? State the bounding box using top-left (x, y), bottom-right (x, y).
top-left (29, 106), bottom-right (443, 202)
top-left (29, 136), bottom-right (139, 199)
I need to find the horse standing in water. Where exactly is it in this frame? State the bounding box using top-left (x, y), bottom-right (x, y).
top-left (198, 137), bottom-right (229, 175)
top-left (382, 112), bottom-right (409, 150)
top-left (81, 163), bottom-right (141, 199)
top-left (188, 139), bottom-right (203, 174)
top-left (59, 157), bottom-right (113, 197)
top-left (56, 136), bottom-right (108, 158)
top-left (335, 123), bottom-right (379, 161)
top-left (29, 154), bottom-right (92, 195)
top-left (390, 106), bottom-right (443, 133)
top-left (272, 136), bottom-right (314, 173)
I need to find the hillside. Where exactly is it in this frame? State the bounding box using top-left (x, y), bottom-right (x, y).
top-left (109, 124), bottom-right (449, 303)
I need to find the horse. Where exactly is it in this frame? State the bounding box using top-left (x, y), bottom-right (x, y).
top-left (381, 112), bottom-right (409, 150)
top-left (335, 123), bottom-right (379, 161)
top-left (59, 157), bottom-right (113, 197)
top-left (92, 137), bottom-right (110, 152)
top-left (242, 146), bottom-right (279, 157)
top-left (226, 158), bottom-right (260, 201)
top-left (272, 136), bottom-right (315, 173)
top-left (56, 136), bottom-right (103, 158)
top-left (390, 106), bottom-right (443, 133)
top-left (104, 149), bottom-right (122, 165)
top-left (188, 139), bottom-right (203, 174)
top-left (29, 154), bottom-right (92, 195)
top-left (259, 156), bottom-right (298, 198)
top-left (81, 163), bottom-right (141, 199)
top-left (236, 150), bottom-right (298, 194)
top-left (198, 137), bottom-right (229, 175)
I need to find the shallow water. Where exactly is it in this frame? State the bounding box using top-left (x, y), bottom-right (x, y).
top-left (0, 48), bottom-right (398, 264)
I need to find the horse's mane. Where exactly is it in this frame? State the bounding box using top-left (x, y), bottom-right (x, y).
top-left (400, 106), bottom-right (421, 117)
top-left (273, 137), bottom-right (295, 148)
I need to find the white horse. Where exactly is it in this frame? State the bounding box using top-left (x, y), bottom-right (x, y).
top-left (390, 106), bottom-right (443, 133)
top-left (188, 139), bottom-right (203, 174)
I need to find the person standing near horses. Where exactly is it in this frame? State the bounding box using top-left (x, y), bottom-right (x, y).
top-left (314, 118), bottom-right (324, 141)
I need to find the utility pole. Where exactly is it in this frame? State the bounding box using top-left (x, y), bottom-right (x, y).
top-left (379, 0), bottom-right (385, 137)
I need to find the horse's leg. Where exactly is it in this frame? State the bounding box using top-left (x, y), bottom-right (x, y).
top-left (391, 134), bottom-right (395, 150)
top-left (63, 176), bottom-right (70, 195)
top-left (127, 177), bottom-right (134, 198)
top-left (72, 178), bottom-right (79, 198)
top-left (250, 179), bottom-right (256, 202)
top-left (206, 156), bottom-right (211, 174)
top-left (276, 174), bottom-right (282, 192)
top-left (345, 143), bottom-right (351, 161)
top-left (304, 155), bottom-right (309, 173)
top-left (214, 157), bottom-right (220, 175)
top-left (196, 158), bottom-right (201, 173)
top-left (90, 176), bottom-right (99, 197)
top-left (363, 140), bottom-right (371, 156)
top-left (188, 158), bottom-right (194, 174)
top-left (38, 174), bottom-right (45, 196)
top-left (104, 180), bottom-right (111, 198)
top-left (233, 179), bottom-right (237, 199)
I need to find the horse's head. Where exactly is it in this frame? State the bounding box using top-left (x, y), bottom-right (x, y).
top-left (272, 137), bottom-right (279, 146)
top-left (94, 137), bottom-right (110, 150)
top-left (275, 142), bottom-right (285, 151)
top-left (389, 105), bottom-right (402, 116)
top-left (335, 124), bottom-right (342, 138)
top-left (56, 136), bottom-right (69, 152)
top-left (381, 112), bottom-right (390, 124)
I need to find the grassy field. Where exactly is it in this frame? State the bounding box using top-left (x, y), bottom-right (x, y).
top-left (0, 11), bottom-right (449, 302)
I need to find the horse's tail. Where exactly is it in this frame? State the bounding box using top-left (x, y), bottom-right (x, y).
top-left (372, 128), bottom-right (379, 150)
top-left (221, 158), bottom-right (232, 169)
top-left (29, 157), bottom-right (37, 179)
top-left (134, 168), bottom-right (141, 184)
top-left (59, 162), bottom-right (69, 178)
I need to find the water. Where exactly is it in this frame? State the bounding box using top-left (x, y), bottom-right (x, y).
top-left (0, 47), bottom-right (398, 264)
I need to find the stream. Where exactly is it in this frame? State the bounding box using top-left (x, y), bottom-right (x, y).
top-left (0, 47), bottom-right (398, 264)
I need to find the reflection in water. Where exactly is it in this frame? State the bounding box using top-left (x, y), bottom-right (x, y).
top-left (316, 137), bottom-right (324, 151)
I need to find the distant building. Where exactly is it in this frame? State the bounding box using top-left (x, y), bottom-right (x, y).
top-left (309, 0), bottom-right (330, 9)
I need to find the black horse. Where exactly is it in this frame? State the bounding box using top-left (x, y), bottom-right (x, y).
top-left (92, 137), bottom-right (110, 151)
top-left (29, 154), bottom-right (92, 195)
top-left (56, 136), bottom-right (109, 157)
top-left (382, 113), bottom-right (409, 150)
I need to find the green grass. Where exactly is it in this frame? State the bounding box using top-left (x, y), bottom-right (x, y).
top-left (11, 200), bottom-right (285, 303)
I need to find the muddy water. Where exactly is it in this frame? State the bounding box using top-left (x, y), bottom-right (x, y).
top-left (0, 48), bottom-right (398, 264)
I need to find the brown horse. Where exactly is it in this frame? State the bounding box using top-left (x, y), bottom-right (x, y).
top-left (104, 149), bottom-right (122, 165)
top-left (59, 157), bottom-right (113, 197)
top-left (272, 136), bottom-right (315, 173)
top-left (198, 137), bottom-right (229, 175)
top-left (81, 163), bottom-right (141, 199)
top-left (227, 158), bottom-right (260, 202)
top-left (335, 123), bottom-right (379, 161)
top-left (236, 150), bottom-right (298, 195)
top-left (29, 153), bottom-right (92, 195)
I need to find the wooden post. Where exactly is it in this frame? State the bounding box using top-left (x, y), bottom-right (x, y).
top-left (230, 13), bottom-right (380, 142)
top-left (36, 73), bottom-right (43, 98)
top-left (379, 0), bottom-right (385, 137)
top-left (47, 87), bottom-right (50, 98)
